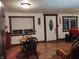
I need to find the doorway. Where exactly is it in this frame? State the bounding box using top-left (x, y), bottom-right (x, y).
top-left (44, 14), bottom-right (58, 41)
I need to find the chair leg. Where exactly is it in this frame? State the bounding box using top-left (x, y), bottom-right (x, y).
top-left (35, 52), bottom-right (38, 59)
top-left (25, 51), bottom-right (29, 59)
top-left (35, 51), bottom-right (38, 59)
top-left (26, 55), bottom-right (28, 59)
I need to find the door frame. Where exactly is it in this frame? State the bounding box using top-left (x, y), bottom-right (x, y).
top-left (44, 14), bottom-right (58, 41)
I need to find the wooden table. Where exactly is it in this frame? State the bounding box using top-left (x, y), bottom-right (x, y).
top-left (19, 38), bottom-right (27, 53)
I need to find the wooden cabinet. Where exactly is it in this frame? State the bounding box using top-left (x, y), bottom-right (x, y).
top-left (5, 32), bottom-right (11, 49)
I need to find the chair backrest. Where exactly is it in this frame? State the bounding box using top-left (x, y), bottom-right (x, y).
top-left (25, 37), bottom-right (38, 50)
top-left (71, 39), bottom-right (78, 47)
top-left (71, 44), bottom-right (79, 59)
top-left (70, 38), bottom-right (79, 59)
top-left (71, 38), bottom-right (79, 49)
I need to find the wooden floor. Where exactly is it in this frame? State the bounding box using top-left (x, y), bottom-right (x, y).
top-left (6, 41), bottom-right (72, 59)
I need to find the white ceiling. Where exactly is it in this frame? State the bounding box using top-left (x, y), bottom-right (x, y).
top-left (3, 0), bottom-right (79, 13)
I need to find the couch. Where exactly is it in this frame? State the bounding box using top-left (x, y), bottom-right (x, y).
top-left (69, 29), bottom-right (79, 39)
top-left (65, 29), bottom-right (79, 41)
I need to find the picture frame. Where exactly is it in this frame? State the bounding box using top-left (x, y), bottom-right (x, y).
top-left (59, 17), bottom-right (61, 24)
top-left (38, 18), bottom-right (40, 25)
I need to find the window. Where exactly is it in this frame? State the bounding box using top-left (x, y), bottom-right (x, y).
top-left (63, 16), bottom-right (78, 32)
top-left (9, 16), bottom-right (35, 36)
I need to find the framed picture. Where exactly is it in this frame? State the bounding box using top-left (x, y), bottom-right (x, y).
top-left (59, 17), bottom-right (61, 24)
top-left (38, 18), bottom-right (40, 25)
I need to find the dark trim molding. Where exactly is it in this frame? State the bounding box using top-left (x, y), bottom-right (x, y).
top-left (44, 14), bottom-right (58, 41)
top-left (9, 16), bottom-right (34, 18)
top-left (9, 16), bottom-right (35, 36)
top-left (44, 15), bottom-right (46, 41)
top-left (58, 38), bottom-right (65, 40)
top-left (9, 17), bottom-right (12, 34)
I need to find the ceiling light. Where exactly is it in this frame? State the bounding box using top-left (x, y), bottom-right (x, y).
top-left (0, 1), bottom-right (2, 7)
top-left (22, 0), bottom-right (29, 3)
top-left (21, 2), bottom-right (31, 8)
top-left (0, 1), bottom-right (4, 7)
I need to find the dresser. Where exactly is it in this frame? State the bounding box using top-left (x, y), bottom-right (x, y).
top-left (5, 32), bottom-right (11, 49)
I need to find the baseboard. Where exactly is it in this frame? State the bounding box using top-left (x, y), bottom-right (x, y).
top-left (38, 40), bottom-right (57, 42)
top-left (58, 38), bottom-right (65, 40)
top-left (11, 41), bottom-right (45, 46)
top-left (11, 44), bottom-right (21, 46)
top-left (11, 39), bottom-right (65, 46)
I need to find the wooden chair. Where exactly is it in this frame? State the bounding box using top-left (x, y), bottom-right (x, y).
top-left (56, 39), bottom-right (79, 59)
top-left (71, 45), bottom-right (79, 59)
top-left (23, 37), bottom-right (38, 59)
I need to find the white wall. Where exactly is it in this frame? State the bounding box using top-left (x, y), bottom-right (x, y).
top-left (5, 12), bottom-right (44, 44)
top-left (5, 12), bottom-right (79, 45)
top-left (58, 13), bottom-right (79, 39)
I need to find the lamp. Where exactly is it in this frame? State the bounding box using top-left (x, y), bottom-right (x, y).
top-left (21, 2), bottom-right (31, 8)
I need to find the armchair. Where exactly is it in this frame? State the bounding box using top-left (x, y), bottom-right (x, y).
top-left (56, 38), bottom-right (79, 59)
top-left (65, 29), bottom-right (79, 41)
